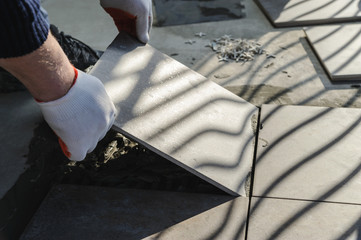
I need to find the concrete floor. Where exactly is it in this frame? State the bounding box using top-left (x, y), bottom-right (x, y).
top-left (44, 0), bottom-right (361, 108)
top-left (2, 0), bottom-right (361, 239)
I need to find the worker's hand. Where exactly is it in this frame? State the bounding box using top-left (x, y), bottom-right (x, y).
top-left (100, 0), bottom-right (153, 43)
top-left (38, 69), bottom-right (116, 161)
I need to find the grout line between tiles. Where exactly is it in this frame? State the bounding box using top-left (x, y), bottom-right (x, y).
top-left (303, 28), bottom-right (333, 82)
top-left (245, 106), bottom-right (262, 240)
top-left (252, 195), bottom-right (361, 206)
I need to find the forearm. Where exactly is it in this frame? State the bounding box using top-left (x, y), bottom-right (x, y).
top-left (0, 0), bottom-right (116, 161)
top-left (0, 0), bottom-right (74, 102)
top-left (0, 32), bottom-right (74, 102)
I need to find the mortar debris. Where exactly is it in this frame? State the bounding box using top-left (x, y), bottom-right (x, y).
top-left (195, 32), bottom-right (206, 38)
top-left (206, 35), bottom-right (266, 62)
top-left (60, 130), bottom-right (225, 194)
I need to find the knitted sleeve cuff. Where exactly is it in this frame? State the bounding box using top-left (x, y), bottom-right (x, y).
top-left (0, 0), bottom-right (50, 58)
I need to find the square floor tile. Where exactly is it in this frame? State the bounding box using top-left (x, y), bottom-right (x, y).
top-left (248, 197), bottom-right (361, 240)
top-left (153, 0), bottom-right (245, 26)
top-left (253, 104), bottom-right (361, 204)
top-left (21, 185), bottom-right (248, 240)
top-left (91, 34), bottom-right (258, 196)
top-left (255, 0), bottom-right (361, 27)
top-left (305, 24), bottom-right (361, 82)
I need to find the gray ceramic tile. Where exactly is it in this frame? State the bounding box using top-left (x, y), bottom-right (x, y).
top-left (255, 0), bottom-right (361, 27)
top-left (42, 0), bottom-right (117, 51)
top-left (90, 33), bottom-right (258, 196)
top-left (21, 185), bottom-right (248, 240)
top-left (248, 197), bottom-right (361, 240)
top-left (305, 24), bottom-right (361, 82)
top-left (153, 0), bottom-right (245, 26)
top-left (0, 92), bottom-right (42, 198)
top-left (254, 104), bottom-right (361, 204)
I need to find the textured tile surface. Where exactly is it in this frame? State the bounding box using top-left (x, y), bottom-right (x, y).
top-left (255, 0), bottom-right (361, 27)
top-left (91, 34), bottom-right (258, 196)
top-left (21, 185), bottom-right (248, 240)
top-left (254, 104), bottom-right (361, 204)
top-left (248, 197), bottom-right (361, 240)
top-left (153, 0), bottom-right (245, 26)
top-left (305, 24), bottom-right (361, 82)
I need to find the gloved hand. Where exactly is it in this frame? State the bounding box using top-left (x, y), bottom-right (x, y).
top-left (38, 68), bottom-right (116, 161)
top-left (100, 0), bottom-right (153, 43)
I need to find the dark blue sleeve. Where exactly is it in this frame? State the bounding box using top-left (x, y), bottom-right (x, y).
top-left (0, 0), bottom-right (50, 58)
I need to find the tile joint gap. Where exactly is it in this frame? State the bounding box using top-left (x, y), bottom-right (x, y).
top-left (244, 106), bottom-right (262, 240)
top-left (252, 195), bottom-right (361, 206)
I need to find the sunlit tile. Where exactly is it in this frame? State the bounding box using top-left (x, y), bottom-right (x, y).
top-left (248, 197), bottom-right (361, 240)
top-left (254, 104), bottom-right (361, 204)
top-left (255, 0), bottom-right (361, 27)
top-left (305, 24), bottom-right (361, 82)
top-left (91, 34), bottom-right (258, 196)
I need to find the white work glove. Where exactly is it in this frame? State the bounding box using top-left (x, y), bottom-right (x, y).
top-left (38, 69), bottom-right (116, 161)
top-left (100, 0), bottom-right (153, 43)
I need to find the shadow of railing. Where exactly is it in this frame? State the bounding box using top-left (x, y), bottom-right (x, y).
top-left (236, 26), bottom-right (361, 239)
top-left (324, 26), bottom-right (361, 77)
top-left (248, 104), bottom-right (361, 239)
top-left (174, 26), bottom-right (361, 238)
top-left (255, 0), bottom-right (361, 27)
top-left (90, 17), bottom-right (361, 238)
top-left (92, 32), bottom-right (259, 197)
top-left (303, 23), bottom-right (361, 82)
top-left (90, 32), bottom-right (256, 238)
